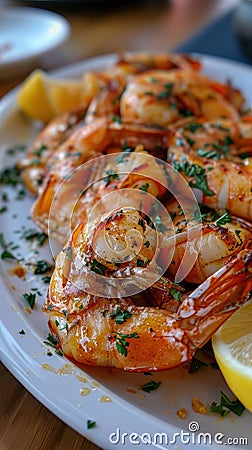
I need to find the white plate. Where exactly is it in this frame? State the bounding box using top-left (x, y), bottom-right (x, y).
top-left (0, 54), bottom-right (252, 450)
top-left (0, 7), bottom-right (70, 80)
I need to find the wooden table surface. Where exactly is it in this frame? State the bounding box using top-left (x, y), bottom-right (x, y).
top-left (0, 0), bottom-right (238, 449)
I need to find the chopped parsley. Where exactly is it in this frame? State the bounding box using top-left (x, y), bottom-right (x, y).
top-left (136, 258), bottom-right (149, 267)
top-left (43, 333), bottom-right (63, 356)
top-left (64, 246), bottom-right (73, 261)
top-left (0, 164), bottom-right (22, 186)
top-left (156, 83), bottom-right (174, 100)
top-left (33, 260), bottom-right (53, 275)
top-left (185, 122), bottom-right (204, 133)
top-left (42, 276), bottom-right (51, 284)
top-left (115, 332), bottom-right (139, 356)
top-left (215, 210), bottom-right (231, 226)
top-left (141, 379), bottom-right (161, 393)
top-left (210, 391), bottom-right (245, 417)
top-left (235, 229), bottom-right (243, 245)
top-left (6, 144), bottom-right (26, 155)
top-left (0, 232), bottom-right (18, 261)
top-left (110, 307), bottom-right (132, 324)
top-left (154, 215), bottom-right (167, 233)
top-left (90, 258), bottom-right (106, 275)
top-left (22, 228), bottom-right (47, 246)
top-left (32, 143), bottom-right (47, 157)
top-left (169, 287), bottom-right (182, 302)
top-left (111, 115), bottom-right (122, 124)
top-left (104, 169), bottom-right (119, 186)
top-left (87, 420), bottom-right (96, 429)
top-left (115, 145), bottom-right (135, 164)
top-left (23, 292), bottom-right (36, 309)
top-left (139, 182), bottom-right (149, 193)
top-left (172, 159), bottom-right (214, 196)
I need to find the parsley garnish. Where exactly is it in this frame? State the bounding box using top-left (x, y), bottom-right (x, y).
top-left (185, 122), bottom-right (204, 133)
top-left (154, 215), bottom-right (167, 233)
top-left (215, 210), bottom-right (231, 226)
top-left (90, 258), bottom-right (106, 275)
top-left (115, 146), bottom-right (134, 164)
top-left (139, 183), bottom-right (149, 193)
top-left (169, 287), bottom-right (182, 302)
top-left (156, 83), bottom-right (174, 100)
top-left (33, 260), bottom-right (53, 275)
top-left (33, 143), bottom-right (47, 157)
top-left (111, 115), bottom-right (122, 124)
top-left (6, 144), bottom-right (26, 155)
top-left (141, 379), bottom-right (161, 393)
top-left (210, 391), bottom-right (245, 417)
top-left (0, 164), bottom-right (22, 186)
top-left (172, 159), bottom-right (214, 197)
top-left (110, 307), bottom-right (132, 324)
top-left (136, 258), bottom-right (149, 267)
top-left (42, 276), bottom-right (51, 284)
top-left (87, 420), bottom-right (96, 429)
top-left (0, 232), bottom-right (18, 260)
top-left (23, 292), bottom-right (36, 309)
top-left (104, 169), bottom-right (119, 186)
top-left (64, 246), bottom-right (73, 261)
top-left (22, 228), bottom-right (47, 246)
top-left (115, 332), bottom-right (139, 356)
top-left (197, 148), bottom-right (221, 160)
top-left (235, 229), bottom-right (243, 245)
top-left (43, 333), bottom-right (63, 356)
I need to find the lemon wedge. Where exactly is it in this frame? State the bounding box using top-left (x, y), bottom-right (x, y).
top-left (212, 300), bottom-right (252, 412)
top-left (17, 69), bottom-right (96, 123)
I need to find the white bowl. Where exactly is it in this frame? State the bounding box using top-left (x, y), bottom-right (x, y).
top-left (0, 6), bottom-right (70, 80)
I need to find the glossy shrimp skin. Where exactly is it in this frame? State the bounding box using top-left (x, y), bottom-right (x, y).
top-left (120, 69), bottom-right (243, 127)
top-left (159, 199), bottom-right (252, 284)
top-left (167, 119), bottom-right (252, 221)
top-left (18, 107), bottom-right (86, 194)
top-left (31, 118), bottom-right (169, 242)
top-left (46, 245), bottom-right (252, 372)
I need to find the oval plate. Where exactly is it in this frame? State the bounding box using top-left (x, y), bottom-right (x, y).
top-left (0, 54), bottom-right (252, 450)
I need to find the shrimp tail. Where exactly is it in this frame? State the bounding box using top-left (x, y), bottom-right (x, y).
top-left (180, 248), bottom-right (252, 350)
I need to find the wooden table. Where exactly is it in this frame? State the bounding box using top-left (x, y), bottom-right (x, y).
top-left (0, 0), bottom-right (238, 449)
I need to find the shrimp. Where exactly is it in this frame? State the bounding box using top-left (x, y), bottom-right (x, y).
top-left (107, 52), bottom-right (202, 76)
top-left (158, 199), bottom-right (252, 284)
top-left (168, 118), bottom-right (252, 221)
top-left (31, 119), bottom-right (169, 242)
top-left (18, 107), bottom-right (86, 194)
top-left (120, 69), bottom-right (244, 127)
top-left (84, 53), bottom-right (203, 123)
top-left (44, 213), bottom-right (252, 371)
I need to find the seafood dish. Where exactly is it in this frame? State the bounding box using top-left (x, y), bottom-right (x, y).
top-left (10, 52), bottom-right (252, 373)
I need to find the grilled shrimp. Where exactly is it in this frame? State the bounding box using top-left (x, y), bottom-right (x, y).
top-left (18, 108), bottom-right (86, 194)
top-left (44, 211), bottom-right (252, 371)
top-left (31, 119), bottom-right (169, 242)
top-left (84, 53), bottom-right (202, 123)
top-left (159, 199), bottom-right (252, 284)
top-left (120, 69), bottom-right (244, 127)
top-left (167, 122), bottom-right (252, 220)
